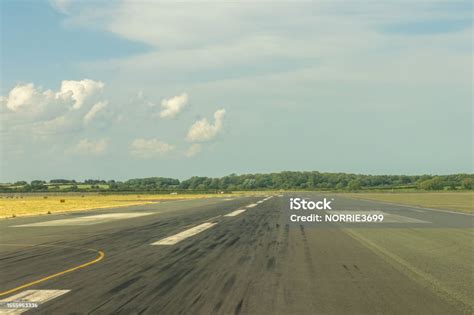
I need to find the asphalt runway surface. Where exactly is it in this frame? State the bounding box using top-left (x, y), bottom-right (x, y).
top-left (0, 194), bottom-right (472, 314)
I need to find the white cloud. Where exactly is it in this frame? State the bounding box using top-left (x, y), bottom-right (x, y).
top-left (1, 79), bottom-right (108, 137)
top-left (186, 108), bottom-right (226, 142)
top-left (2, 83), bottom-right (69, 118)
top-left (66, 138), bottom-right (108, 155)
top-left (49, 0), bottom-right (72, 14)
top-left (186, 143), bottom-right (203, 157)
top-left (130, 138), bottom-right (174, 158)
top-left (56, 79), bottom-right (104, 109)
top-left (160, 93), bottom-right (188, 118)
top-left (83, 101), bottom-right (108, 124)
top-left (5, 83), bottom-right (40, 111)
top-left (67, 2), bottom-right (471, 91)
top-left (103, 2), bottom-right (414, 52)
top-left (2, 79), bottom-right (104, 113)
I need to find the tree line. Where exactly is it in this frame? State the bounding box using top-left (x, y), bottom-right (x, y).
top-left (1, 172), bottom-right (473, 192)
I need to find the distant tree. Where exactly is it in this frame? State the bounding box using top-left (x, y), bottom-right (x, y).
top-left (418, 177), bottom-right (444, 190)
top-left (85, 179), bottom-right (106, 184)
top-left (347, 180), bottom-right (361, 191)
top-left (31, 183), bottom-right (47, 191)
top-left (31, 180), bottom-right (46, 186)
top-left (5, 172), bottom-right (473, 193)
top-left (50, 179), bottom-right (74, 184)
top-left (461, 178), bottom-right (473, 190)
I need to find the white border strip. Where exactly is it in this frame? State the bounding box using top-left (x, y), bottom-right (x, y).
top-left (13, 213), bottom-right (153, 227)
top-left (0, 290), bottom-right (70, 314)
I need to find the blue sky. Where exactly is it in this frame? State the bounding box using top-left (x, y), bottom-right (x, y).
top-left (0, 0), bottom-right (472, 182)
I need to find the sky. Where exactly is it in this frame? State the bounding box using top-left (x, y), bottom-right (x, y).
top-left (0, 0), bottom-right (472, 182)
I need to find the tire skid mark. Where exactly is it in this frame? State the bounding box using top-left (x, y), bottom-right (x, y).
top-left (299, 225), bottom-right (316, 278)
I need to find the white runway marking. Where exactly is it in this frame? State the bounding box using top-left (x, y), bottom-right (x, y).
top-left (151, 222), bottom-right (217, 245)
top-left (13, 213), bottom-right (153, 227)
top-left (246, 204), bottom-right (258, 208)
top-left (0, 290), bottom-right (70, 314)
top-left (224, 209), bottom-right (246, 217)
top-left (256, 201), bottom-right (263, 204)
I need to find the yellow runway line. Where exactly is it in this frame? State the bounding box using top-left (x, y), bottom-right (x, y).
top-left (0, 244), bottom-right (104, 297)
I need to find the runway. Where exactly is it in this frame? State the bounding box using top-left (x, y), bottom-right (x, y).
top-left (0, 194), bottom-right (472, 314)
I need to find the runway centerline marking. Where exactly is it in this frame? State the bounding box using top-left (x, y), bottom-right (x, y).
top-left (151, 222), bottom-right (217, 246)
top-left (12, 213), bottom-right (153, 227)
top-left (0, 290), bottom-right (70, 314)
top-left (246, 204), bottom-right (258, 208)
top-left (224, 209), bottom-right (246, 217)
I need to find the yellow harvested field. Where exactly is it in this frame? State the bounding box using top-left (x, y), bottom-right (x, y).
top-left (0, 194), bottom-right (231, 218)
top-left (345, 192), bottom-right (473, 213)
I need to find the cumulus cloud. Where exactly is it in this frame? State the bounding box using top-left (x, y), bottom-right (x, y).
top-left (1, 79), bottom-right (108, 136)
top-left (2, 83), bottom-right (68, 118)
top-left (130, 138), bottom-right (174, 158)
top-left (160, 93), bottom-right (188, 118)
top-left (56, 79), bottom-right (104, 109)
top-left (84, 101), bottom-right (108, 124)
top-left (186, 109), bottom-right (226, 142)
top-left (66, 138), bottom-right (108, 155)
top-left (2, 79), bottom-right (104, 113)
top-left (186, 143), bottom-right (203, 157)
top-left (4, 83), bottom-right (39, 111)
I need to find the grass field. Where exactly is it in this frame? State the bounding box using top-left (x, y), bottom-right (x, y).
top-left (0, 194), bottom-right (233, 218)
top-left (345, 192), bottom-right (473, 213)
